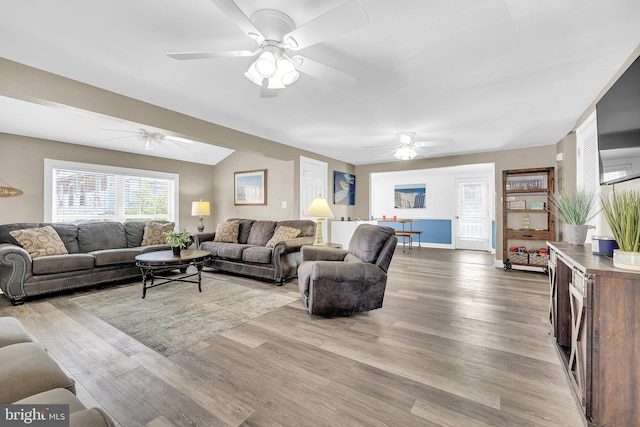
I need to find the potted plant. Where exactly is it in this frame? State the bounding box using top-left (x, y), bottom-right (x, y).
top-left (165, 230), bottom-right (191, 256)
top-left (549, 188), bottom-right (599, 245)
top-left (601, 190), bottom-right (640, 270)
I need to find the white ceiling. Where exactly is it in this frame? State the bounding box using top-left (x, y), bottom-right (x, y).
top-left (1, 0), bottom-right (639, 165)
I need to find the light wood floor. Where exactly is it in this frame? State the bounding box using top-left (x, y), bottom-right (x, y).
top-left (0, 248), bottom-right (585, 427)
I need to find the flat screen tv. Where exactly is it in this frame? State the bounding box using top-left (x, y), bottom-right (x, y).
top-left (596, 55), bottom-right (640, 185)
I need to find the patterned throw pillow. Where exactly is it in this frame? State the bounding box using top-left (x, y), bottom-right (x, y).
top-left (213, 220), bottom-right (240, 243)
top-left (9, 226), bottom-right (69, 258)
top-left (266, 225), bottom-right (301, 248)
top-left (140, 222), bottom-right (175, 246)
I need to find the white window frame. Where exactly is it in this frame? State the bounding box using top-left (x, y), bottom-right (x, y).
top-left (44, 159), bottom-right (179, 225)
top-left (576, 110), bottom-right (601, 236)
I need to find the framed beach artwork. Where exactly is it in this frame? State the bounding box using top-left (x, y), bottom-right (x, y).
top-left (333, 171), bottom-right (355, 205)
top-left (234, 169), bottom-right (267, 205)
top-left (394, 184), bottom-right (425, 208)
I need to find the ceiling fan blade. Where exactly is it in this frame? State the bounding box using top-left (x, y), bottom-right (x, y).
top-left (414, 138), bottom-right (454, 147)
top-left (167, 50), bottom-right (256, 60)
top-left (165, 135), bottom-right (194, 145)
top-left (293, 55), bottom-right (356, 87)
top-left (284, 0), bottom-right (369, 50)
top-left (260, 80), bottom-right (279, 98)
top-left (381, 148), bottom-right (400, 158)
top-left (210, 0), bottom-right (265, 42)
top-left (104, 135), bottom-right (136, 141)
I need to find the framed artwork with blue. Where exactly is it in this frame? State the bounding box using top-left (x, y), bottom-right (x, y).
top-left (333, 171), bottom-right (355, 205)
top-left (394, 184), bottom-right (425, 208)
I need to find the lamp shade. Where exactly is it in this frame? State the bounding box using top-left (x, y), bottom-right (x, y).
top-left (305, 195), bottom-right (334, 218)
top-left (191, 200), bottom-right (210, 216)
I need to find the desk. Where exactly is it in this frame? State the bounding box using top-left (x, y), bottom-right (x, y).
top-left (379, 219), bottom-right (421, 253)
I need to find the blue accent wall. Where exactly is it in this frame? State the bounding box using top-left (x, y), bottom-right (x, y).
top-left (378, 219), bottom-right (452, 245)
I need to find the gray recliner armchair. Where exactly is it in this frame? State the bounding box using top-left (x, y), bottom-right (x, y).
top-left (297, 224), bottom-right (397, 315)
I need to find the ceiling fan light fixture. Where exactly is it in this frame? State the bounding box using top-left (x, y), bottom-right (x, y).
top-left (397, 131), bottom-right (415, 144)
top-left (276, 57), bottom-right (299, 85)
top-left (267, 76), bottom-right (286, 90)
top-left (244, 62), bottom-right (264, 86)
top-left (394, 146), bottom-right (417, 160)
top-left (144, 139), bottom-right (156, 151)
top-left (255, 51), bottom-right (277, 78)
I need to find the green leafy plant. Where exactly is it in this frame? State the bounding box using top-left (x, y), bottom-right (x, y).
top-left (165, 230), bottom-right (191, 249)
top-left (549, 188), bottom-right (600, 225)
top-left (601, 190), bottom-right (640, 252)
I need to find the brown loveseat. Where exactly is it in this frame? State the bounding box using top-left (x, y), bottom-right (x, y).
top-left (0, 221), bottom-right (174, 305)
top-left (196, 218), bottom-right (316, 285)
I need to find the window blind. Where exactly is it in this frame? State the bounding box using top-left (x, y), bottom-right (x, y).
top-left (45, 160), bottom-right (178, 224)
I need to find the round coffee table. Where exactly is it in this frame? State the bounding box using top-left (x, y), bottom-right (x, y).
top-left (134, 249), bottom-right (211, 298)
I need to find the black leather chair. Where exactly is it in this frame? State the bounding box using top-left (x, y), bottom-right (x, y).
top-left (297, 224), bottom-right (397, 315)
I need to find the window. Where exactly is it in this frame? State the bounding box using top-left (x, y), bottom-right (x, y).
top-left (44, 159), bottom-right (179, 224)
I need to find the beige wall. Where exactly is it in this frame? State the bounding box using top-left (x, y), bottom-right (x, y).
top-left (212, 151), bottom-right (295, 223)
top-left (0, 133), bottom-right (215, 233)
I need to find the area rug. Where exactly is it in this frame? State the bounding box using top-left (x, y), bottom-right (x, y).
top-left (69, 276), bottom-right (297, 356)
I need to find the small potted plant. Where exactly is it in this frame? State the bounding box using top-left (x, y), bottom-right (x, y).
top-left (165, 230), bottom-right (191, 256)
top-left (549, 188), bottom-right (599, 245)
top-left (601, 190), bottom-right (640, 270)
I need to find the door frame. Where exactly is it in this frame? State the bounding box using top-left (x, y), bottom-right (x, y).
top-left (454, 176), bottom-right (492, 251)
top-left (299, 156), bottom-right (328, 219)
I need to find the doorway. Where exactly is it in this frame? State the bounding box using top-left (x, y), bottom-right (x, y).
top-left (299, 156), bottom-right (328, 218)
top-left (455, 177), bottom-right (490, 251)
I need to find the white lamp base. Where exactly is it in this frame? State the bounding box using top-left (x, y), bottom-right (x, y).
top-left (313, 218), bottom-right (326, 246)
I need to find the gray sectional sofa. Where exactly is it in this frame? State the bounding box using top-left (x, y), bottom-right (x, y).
top-left (0, 221), bottom-right (173, 305)
top-left (0, 316), bottom-right (115, 426)
top-left (196, 218), bottom-right (316, 285)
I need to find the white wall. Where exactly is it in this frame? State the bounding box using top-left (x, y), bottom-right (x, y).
top-left (370, 163), bottom-right (495, 221)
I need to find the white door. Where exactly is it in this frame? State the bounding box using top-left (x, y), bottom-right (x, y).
top-left (299, 156), bottom-right (328, 218)
top-left (455, 177), bottom-right (490, 251)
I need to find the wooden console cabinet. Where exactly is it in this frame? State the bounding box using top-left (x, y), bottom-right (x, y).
top-left (548, 242), bottom-right (640, 427)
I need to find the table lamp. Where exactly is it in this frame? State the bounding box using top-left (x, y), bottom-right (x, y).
top-left (191, 200), bottom-right (211, 232)
top-left (305, 195), bottom-right (335, 246)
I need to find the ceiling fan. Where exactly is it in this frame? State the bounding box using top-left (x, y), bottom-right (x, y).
top-left (102, 128), bottom-right (194, 151)
top-left (364, 132), bottom-right (453, 160)
top-left (166, 0), bottom-right (369, 97)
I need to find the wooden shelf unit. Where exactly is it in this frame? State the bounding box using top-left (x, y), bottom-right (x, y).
top-left (502, 167), bottom-right (555, 271)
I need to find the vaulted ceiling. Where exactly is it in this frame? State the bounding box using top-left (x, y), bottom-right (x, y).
top-left (1, 0), bottom-right (639, 165)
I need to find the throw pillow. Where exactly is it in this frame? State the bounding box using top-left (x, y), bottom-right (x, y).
top-left (213, 220), bottom-right (240, 243)
top-left (266, 225), bottom-right (301, 248)
top-left (9, 226), bottom-right (69, 258)
top-left (140, 222), bottom-right (175, 246)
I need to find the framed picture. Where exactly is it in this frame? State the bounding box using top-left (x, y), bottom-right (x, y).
top-left (333, 171), bottom-right (355, 205)
top-left (394, 184), bottom-right (426, 208)
top-left (234, 169), bottom-right (267, 206)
